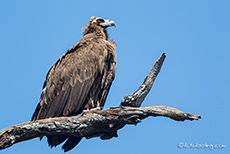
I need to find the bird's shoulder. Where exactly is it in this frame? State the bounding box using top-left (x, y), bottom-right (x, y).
top-left (43, 35), bottom-right (111, 89)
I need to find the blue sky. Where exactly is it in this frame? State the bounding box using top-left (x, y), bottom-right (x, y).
top-left (0, 0), bottom-right (229, 154)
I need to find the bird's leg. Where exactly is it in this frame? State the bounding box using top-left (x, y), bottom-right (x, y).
top-left (82, 100), bottom-right (102, 115)
top-left (89, 106), bottom-right (102, 111)
top-left (90, 100), bottom-right (102, 110)
top-left (82, 107), bottom-right (102, 115)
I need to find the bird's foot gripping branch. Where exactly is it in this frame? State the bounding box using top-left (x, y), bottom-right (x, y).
top-left (0, 53), bottom-right (201, 151)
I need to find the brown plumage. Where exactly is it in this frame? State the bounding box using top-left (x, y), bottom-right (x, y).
top-left (31, 16), bottom-right (116, 152)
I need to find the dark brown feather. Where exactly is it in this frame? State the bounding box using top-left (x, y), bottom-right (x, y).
top-left (31, 17), bottom-right (116, 152)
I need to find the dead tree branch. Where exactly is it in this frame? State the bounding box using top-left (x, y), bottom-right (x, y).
top-left (120, 53), bottom-right (166, 107)
top-left (0, 106), bottom-right (201, 150)
top-left (0, 53), bottom-right (201, 151)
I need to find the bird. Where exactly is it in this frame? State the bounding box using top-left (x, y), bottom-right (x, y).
top-left (31, 16), bottom-right (117, 152)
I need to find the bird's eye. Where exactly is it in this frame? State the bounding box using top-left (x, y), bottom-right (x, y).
top-left (97, 19), bottom-right (105, 23)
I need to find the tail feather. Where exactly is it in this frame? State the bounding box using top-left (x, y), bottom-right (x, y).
top-left (62, 137), bottom-right (82, 152)
top-left (47, 135), bottom-right (68, 148)
top-left (47, 135), bottom-right (82, 152)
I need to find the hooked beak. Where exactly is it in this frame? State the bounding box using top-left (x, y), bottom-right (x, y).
top-left (100, 20), bottom-right (116, 28)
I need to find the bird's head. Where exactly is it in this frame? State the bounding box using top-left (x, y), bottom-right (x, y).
top-left (89, 16), bottom-right (116, 28)
top-left (83, 16), bottom-right (116, 40)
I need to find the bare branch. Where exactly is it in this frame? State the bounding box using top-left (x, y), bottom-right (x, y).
top-left (0, 106), bottom-right (201, 150)
top-left (120, 53), bottom-right (166, 107)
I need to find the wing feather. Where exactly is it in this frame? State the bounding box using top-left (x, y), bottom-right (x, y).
top-left (31, 38), bottom-right (106, 120)
top-left (98, 40), bottom-right (117, 107)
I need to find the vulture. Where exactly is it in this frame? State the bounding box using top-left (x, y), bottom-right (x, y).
top-left (31, 16), bottom-right (117, 152)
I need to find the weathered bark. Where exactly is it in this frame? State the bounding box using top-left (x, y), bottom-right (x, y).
top-left (0, 53), bottom-right (202, 151)
top-left (120, 53), bottom-right (166, 107)
top-left (0, 106), bottom-right (201, 150)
